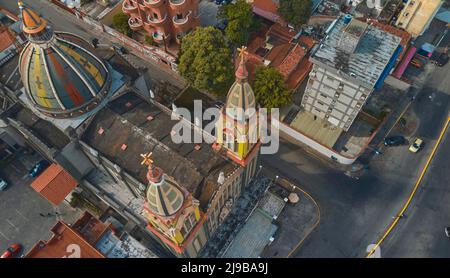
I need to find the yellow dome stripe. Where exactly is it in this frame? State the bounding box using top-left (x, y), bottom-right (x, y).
top-left (33, 49), bottom-right (52, 108)
top-left (58, 43), bottom-right (105, 87)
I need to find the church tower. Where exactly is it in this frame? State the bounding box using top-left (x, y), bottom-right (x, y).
top-left (216, 47), bottom-right (261, 187)
top-left (140, 153), bottom-right (207, 257)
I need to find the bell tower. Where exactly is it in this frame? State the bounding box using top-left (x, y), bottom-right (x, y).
top-left (216, 47), bottom-right (261, 186)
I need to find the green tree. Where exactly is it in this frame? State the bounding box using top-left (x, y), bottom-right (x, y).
top-left (278, 0), bottom-right (312, 28)
top-left (219, 0), bottom-right (260, 46)
top-left (253, 67), bottom-right (292, 109)
top-left (112, 12), bottom-right (131, 37)
top-left (178, 27), bottom-right (234, 95)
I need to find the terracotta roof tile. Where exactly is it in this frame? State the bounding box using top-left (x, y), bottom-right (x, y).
top-left (0, 28), bottom-right (16, 52)
top-left (31, 163), bottom-right (78, 206)
top-left (25, 222), bottom-right (105, 258)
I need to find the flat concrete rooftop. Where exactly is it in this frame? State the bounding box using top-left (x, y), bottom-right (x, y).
top-left (290, 109), bottom-right (343, 148)
top-left (311, 16), bottom-right (402, 88)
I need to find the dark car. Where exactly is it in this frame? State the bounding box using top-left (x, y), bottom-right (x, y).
top-left (213, 101), bottom-right (225, 109)
top-left (430, 52), bottom-right (449, 67)
top-left (29, 160), bottom-right (50, 178)
top-left (384, 136), bottom-right (407, 147)
top-left (91, 38), bottom-right (99, 48)
top-left (112, 43), bottom-right (127, 55)
top-left (1, 243), bottom-right (21, 258)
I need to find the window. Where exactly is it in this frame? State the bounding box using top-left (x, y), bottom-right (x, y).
top-left (153, 13), bottom-right (158, 19)
top-left (182, 212), bottom-right (197, 237)
top-left (177, 13), bottom-right (183, 20)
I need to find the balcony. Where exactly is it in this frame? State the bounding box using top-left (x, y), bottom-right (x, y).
top-left (122, 0), bottom-right (138, 14)
top-left (172, 10), bottom-right (191, 26)
top-left (169, 0), bottom-right (189, 14)
top-left (128, 17), bottom-right (143, 31)
top-left (145, 13), bottom-right (168, 30)
top-left (144, 0), bottom-right (164, 8)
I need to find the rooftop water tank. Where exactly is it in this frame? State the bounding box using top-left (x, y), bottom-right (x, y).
top-left (343, 14), bottom-right (353, 25)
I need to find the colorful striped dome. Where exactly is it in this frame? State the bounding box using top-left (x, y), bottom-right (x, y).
top-left (18, 2), bottom-right (111, 118)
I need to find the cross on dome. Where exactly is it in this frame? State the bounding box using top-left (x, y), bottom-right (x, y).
top-left (140, 152), bottom-right (154, 168)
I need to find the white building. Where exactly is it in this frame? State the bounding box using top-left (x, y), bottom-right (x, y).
top-left (301, 15), bottom-right (402, 131)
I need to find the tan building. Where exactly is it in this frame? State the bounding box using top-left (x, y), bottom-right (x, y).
top-left (122, 0), bottom-right (200, 44)
top-left (395, 0), bottom-right (443, 38)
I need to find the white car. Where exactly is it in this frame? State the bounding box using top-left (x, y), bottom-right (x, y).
top-left (0, 178), bottom-right (8, 191)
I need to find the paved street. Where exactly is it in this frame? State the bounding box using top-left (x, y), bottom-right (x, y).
top-left (261, 58), bottom-right (450, 257)
top-left (382, 119), bottom-right (450, 258)
top-left (0, 151), bottom-right (82, 256)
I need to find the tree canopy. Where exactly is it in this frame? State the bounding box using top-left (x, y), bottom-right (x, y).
top-left (112, 12), bottom-right (131, 37)
top-left (178, 27), bottom-right (234, 95)
top-left (219, 0), bottom-right (260, 46)
top-left (253, 67), bottom-right (292, 110)
top-left (278, 0), bottom-right (312, 28)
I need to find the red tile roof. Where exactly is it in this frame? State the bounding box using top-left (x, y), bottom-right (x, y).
top-left (0, 27), bottom-right (16, 52)
top-left (31, 163), bottom-right (78, 206)
top-left (25, 222), bottom-right (105, 258)
top-left (243, 23), bottom-right (316, 90)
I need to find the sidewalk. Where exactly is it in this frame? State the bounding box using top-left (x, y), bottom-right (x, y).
top-left (259, 175), bottom-right (320, 258)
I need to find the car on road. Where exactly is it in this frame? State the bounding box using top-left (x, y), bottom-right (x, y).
top-left (213, 101), bottom-right (225, 109)
top-left (29, 160), bottom-right (50, 178)
top-left (0, 178), bottom-right (8, 191)
top-left (1, 243), bottom-right (22, 258)
top-left (111, 43), bottom-right (127, 55)
top-left (409, 138), bottom-right (424, 153)
top-left (384, 136), bottom-right (407, 147)
top-left (430, 52), bottom-right (449, 67)
top-left (91, 38), bottom-right (99, 48)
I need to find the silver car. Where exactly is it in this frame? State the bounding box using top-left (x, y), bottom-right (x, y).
top-left (0, 178), bottom-right (7, 191)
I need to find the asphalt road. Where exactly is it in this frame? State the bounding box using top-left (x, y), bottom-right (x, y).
top-left (0, 151), bottom-right (82, 256)
top-left (382, 121), bottom-right (450, 258)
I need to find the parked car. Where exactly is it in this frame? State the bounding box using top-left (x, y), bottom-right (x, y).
top-left (29, 160), bottom-right (50, 178)
top-left (1, 244), bottom-right (22, 258)
top-left (409, 138), bottom-right (424, 153)
top-left (213, 101), bottom-right (225, 109)
top-left (430, 52), bottom-right (449, 67)
top-left (111, 43), bottom-right (127, 55)
top-left (384, 136), bottom-right (407, 147)
top-left (91, 38), bottom-right (99, 48)
top-left (0, 178), bottom-right (8, 191)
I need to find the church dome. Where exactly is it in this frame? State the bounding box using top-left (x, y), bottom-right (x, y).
top-left (18, 2), bottom-right (111, 118)
top-left (225, 48), bottom-right (256, 121)
top-left (141, 153), bottom-right (185, 218)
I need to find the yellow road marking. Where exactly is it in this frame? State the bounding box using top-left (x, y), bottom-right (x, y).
top-left (366, 116), bottom-right (450, 258)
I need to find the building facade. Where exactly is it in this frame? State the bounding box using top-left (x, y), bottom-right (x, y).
top-left (301, 15), bottom-right (402, 131)
top-left (122, 0), bottom-right (200, 44)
